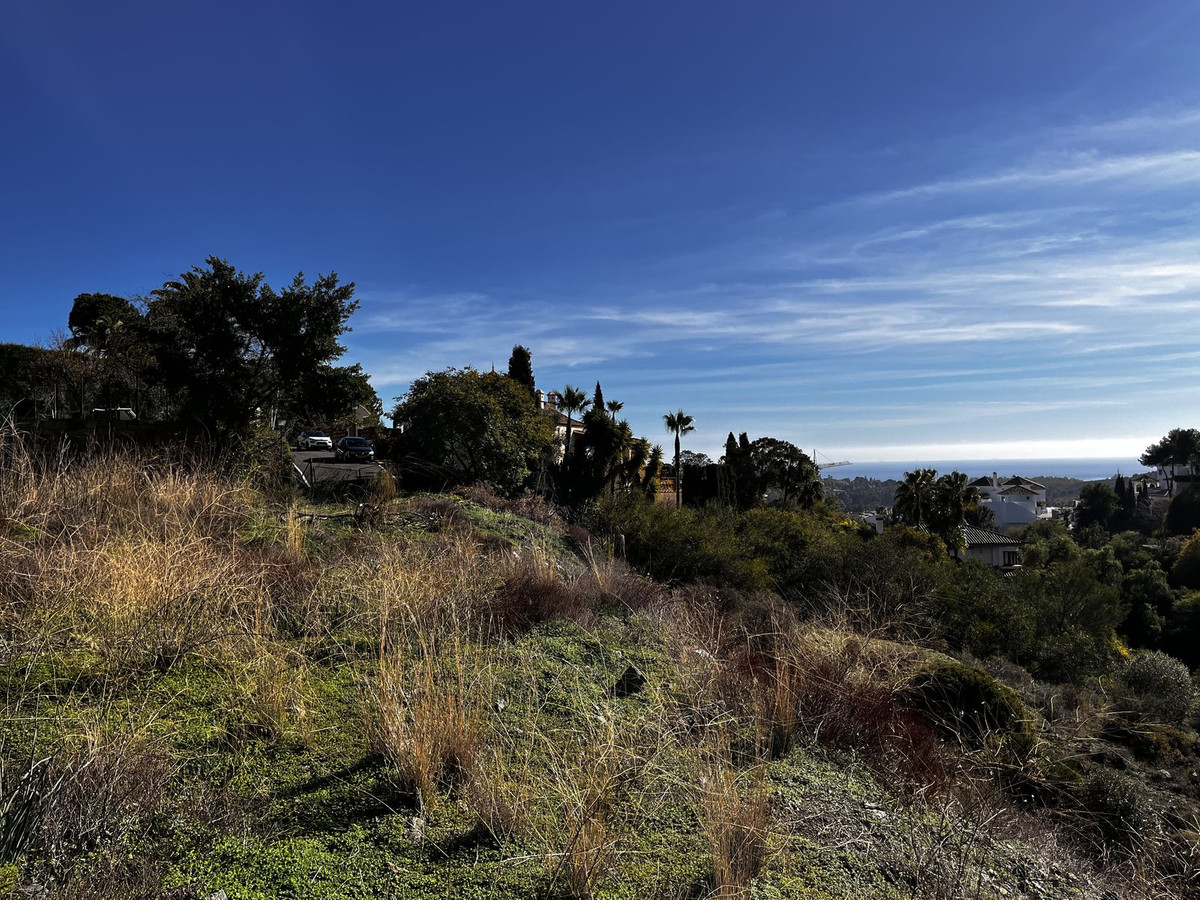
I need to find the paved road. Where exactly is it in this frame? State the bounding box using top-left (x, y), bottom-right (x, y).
top-left (292, 447), bottom-right (385, 488)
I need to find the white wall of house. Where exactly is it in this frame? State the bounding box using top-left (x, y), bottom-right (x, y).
top-left (976, 478), bottom-right (1046, 532)
top-left (964, 544), bottom-right (1021, 568)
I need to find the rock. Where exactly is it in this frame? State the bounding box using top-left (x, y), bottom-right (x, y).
top-left (409, 815), bottom-right (426, 842)
top-left (493, 698), bottom-right (506, 713)
top-left (206, 892), bottom-right (228, 900)
top-left (1153, 768), bottom-right (1173, 782)
top-left (613, 665), bottom-right (647, 697)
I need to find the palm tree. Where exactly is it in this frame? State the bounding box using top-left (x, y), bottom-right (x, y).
top-left (930, 471), bottom-right (980, 551)
top-left (893, 468), bottom-right (937, 526)
top-left (606, 399), bottom-right (624, 420)
top-left (663, 409), bottom-right (696, 508)
top-left (641, 444), bottom-right (664, 496)
top-left (559, 385), bottom-right (590, 456)
top-left (936, 471), bottom-right (980, 528)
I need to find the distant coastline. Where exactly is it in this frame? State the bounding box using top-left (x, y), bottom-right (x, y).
top-left (833, 457), bottom-right (1142, 482)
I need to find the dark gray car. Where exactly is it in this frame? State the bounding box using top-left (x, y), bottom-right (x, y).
top-left (335, 436), bottom-right (375, 462)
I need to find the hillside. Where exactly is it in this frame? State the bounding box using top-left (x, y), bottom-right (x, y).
top-left (1, 447), bottom-right (1197, 899)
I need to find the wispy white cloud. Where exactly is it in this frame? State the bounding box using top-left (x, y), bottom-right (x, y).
top-left (851, 150), bottom-right (1200, 206)
top-left (344, 104), bottom-right (1200, 460)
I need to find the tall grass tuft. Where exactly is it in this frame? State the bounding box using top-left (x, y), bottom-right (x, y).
top-left (367, 629), bottom-right (488, 807)
top-left (701, 756), bottom-right (771, 898)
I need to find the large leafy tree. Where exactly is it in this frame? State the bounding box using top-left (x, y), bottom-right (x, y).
top-left (749, 437), bottom-right (823, 509)
top-left (144, 257), bottom-right (361, 434)
top-left (1141, 428), bottom-right (1200, 494)
top-left (67, 293), bottom-right (141, 349)
top-left (393, 367), bottom-right (554, 495)
top-left (663, 409), bottom-right (695, 509)
top-left (1074, 482), bottom-right (1120, 531)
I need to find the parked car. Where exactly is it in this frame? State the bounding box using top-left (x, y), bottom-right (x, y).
top-left (297, 430), bottom-right (333, 451)
top-left (335, 436), bottom-right (375, 462)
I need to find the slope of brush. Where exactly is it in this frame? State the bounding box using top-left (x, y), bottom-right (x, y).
top-left (0, 442), bottom-right (1194, 899)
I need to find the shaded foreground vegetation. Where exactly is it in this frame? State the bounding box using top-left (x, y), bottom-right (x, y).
top-left (2, 436), bottom-right (1200, 898)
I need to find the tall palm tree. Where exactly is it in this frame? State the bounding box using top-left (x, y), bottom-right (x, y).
top-left (559, 385), bottom-right (590, 456)
top-left (606, 399), bottom-right (624, 420)
top-left (936, 471), bottom-right (980, 530)
top-left (893, 468), bottom-right (937, 526)
top-left (663, 409), bottom-right (695, 508)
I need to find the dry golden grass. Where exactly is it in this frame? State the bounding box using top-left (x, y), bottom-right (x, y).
top-left (700, 753), bottom-right (771, 899)
top-left (2, 429), bottom-right (1172, 899)
top-left (367, 629), bottom-right (490, 808)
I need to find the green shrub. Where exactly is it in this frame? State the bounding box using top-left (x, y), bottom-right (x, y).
top-left (906, 660), bottom-right (1034, 757)
top-left (1101, 717), bottom-right (1197, 765)
top-left (1082, 770), bottom-right (1150, 853)
top-left (1121, 650), bottom-right (1193, 725)
top-left (234, 421), bottom-right (293, 493)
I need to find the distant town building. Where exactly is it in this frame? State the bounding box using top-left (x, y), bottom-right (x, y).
top-left (969, 473), bottom-right (1046, 533)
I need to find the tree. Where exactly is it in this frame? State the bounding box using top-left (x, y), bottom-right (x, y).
top-left (894, 469), bottom-right (938, 527)
top-left (1074, 482), bottom-right (1120, 531)
top-left (558, 386), bottom-right (590, 456)
top-left (606, 400), bottom-right (624, 420)
top-left (748, 437), bottom-right (823, 509)
top-left (1013, 534), bottom-right (1127, 681)
top-left (67, 293), bottom-right (140, 349)
top-left (926, 471), bottom-right (981, 548)
top-left (592, 381), bottom-right (605, 416)
top-left (641, 445), bottom-right (664, 496)
top-left (505, 345), bottom-right (536, 397)
top-left (564, 406), bottom-right (636, 504)
top-left (663, 409), bottom-right (695, 509)
top-left (1140, 428), bottom-right (1200, 494)
top-left (721, 432), bottom-right (759, 510)
top-left (144, 257), bottom-right (360, 435)
top-left (393, 367), bottom-right (554, 495)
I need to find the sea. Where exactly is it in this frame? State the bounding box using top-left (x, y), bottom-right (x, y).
top-left (828, 458), bottom-right (1143, 483)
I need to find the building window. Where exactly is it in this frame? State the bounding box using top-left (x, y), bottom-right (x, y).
top-left (1003, 550), bottom-right (1019, 567)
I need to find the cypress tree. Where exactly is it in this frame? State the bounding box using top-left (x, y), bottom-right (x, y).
top-left (506, 345), bottom-right (536, 397)
top-left (593, 381), bottom-right (605, 415)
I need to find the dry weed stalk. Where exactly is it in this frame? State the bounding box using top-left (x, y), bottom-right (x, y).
top-left (541, 722), bottom-right (627, 899)
top-left (699, 731), bottom-right (771, 899)
top-left (368, 627), bottom-right (489, 808)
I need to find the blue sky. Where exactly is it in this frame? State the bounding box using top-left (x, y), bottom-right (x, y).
top-left (4, 2), bottom-right (1200, 461)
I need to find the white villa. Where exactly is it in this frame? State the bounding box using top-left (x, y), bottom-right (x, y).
top-left (536, 390), bottom-right (587, 460)
top-left (969, 474), bottom-right (1046, 533)
top-left (957, 525), bottom-right (1022, 570)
